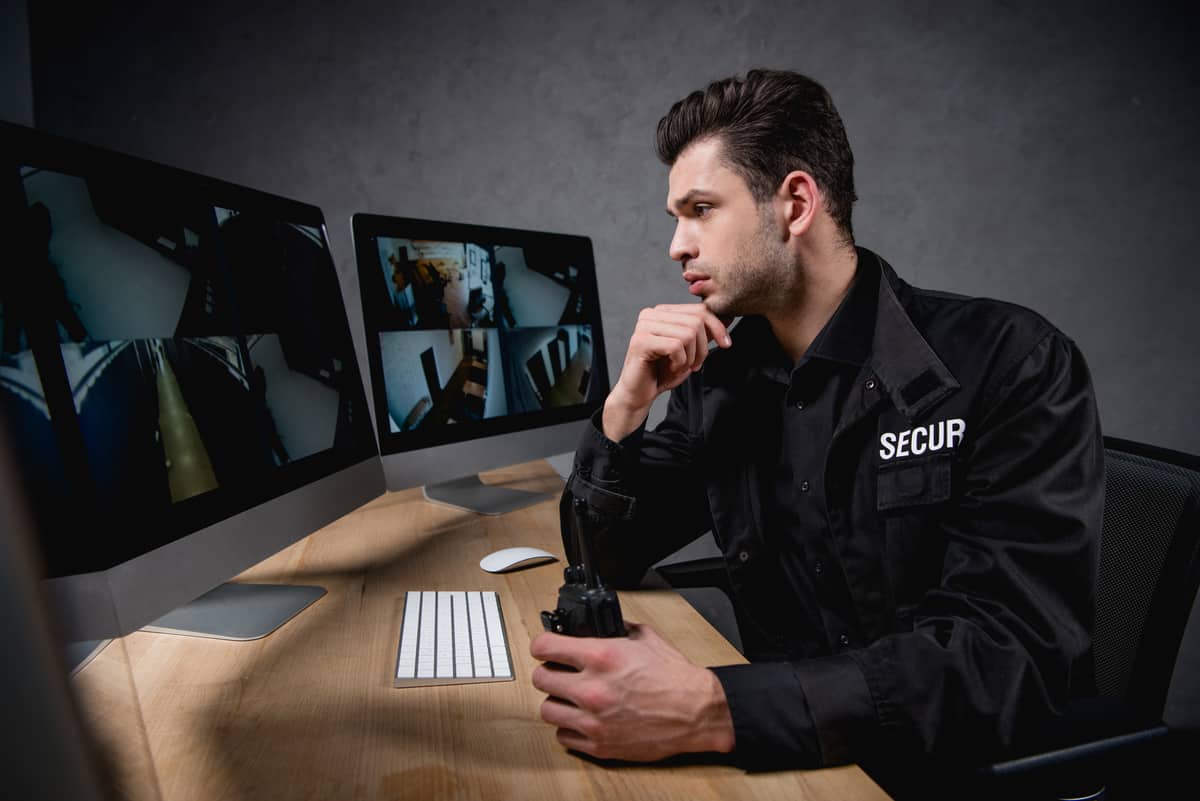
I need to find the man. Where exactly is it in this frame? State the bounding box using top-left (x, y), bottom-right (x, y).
top-left (529, 69), bottom-right (1103, 785)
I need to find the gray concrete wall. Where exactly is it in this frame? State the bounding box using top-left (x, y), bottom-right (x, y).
top-left (1, 0), bottom-right (32, 125)
top-left (27, 0), bottom-right (1200, 453)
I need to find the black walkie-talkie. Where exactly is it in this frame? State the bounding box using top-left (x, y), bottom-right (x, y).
top-left (540, 497), bottom-right (627, 637)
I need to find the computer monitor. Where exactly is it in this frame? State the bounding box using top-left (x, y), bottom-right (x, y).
top-left (0, 122), bottom-right (385, 649)
top-left (351, 214), bottom-right (610, 514)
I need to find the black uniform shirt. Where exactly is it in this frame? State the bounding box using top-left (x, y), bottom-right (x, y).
top-left (738, 261), bottom-right (879, 660)
top-left (560, 249), bottom-right (1104, 772)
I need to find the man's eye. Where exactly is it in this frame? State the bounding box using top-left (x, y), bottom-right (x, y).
top-left (694, 204), bottom-right (713, 217)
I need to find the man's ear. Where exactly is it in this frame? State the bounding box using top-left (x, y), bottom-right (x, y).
top-left (778, 170), bottom-right (821, 237)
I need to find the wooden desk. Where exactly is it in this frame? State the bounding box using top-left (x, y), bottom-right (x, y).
top-left (73, 460), bottom-right (891, 801)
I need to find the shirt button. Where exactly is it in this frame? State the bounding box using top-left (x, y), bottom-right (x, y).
top-left (738, 550), bottom-right (750, 563)
top-left (814, 559), bottom-right (824, 575)
top-left (800, 479), bottom-right (810, 493)
top-left (838, 633), bottom-right (851, 648)
top-left (864, 378), bottom-right (877, 391)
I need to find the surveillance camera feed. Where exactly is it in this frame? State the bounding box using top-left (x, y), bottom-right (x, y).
top-left (0, 138), bottom-right (377, 578)
top-left (354, 217), bottom-right (608, 453)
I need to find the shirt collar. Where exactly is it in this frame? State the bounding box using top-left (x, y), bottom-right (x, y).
top-left (805, 251), bottom-right (878, 368)
top-left (702, 248), bottom-right (960, 422)
top-left (865, 249), bottom-right (960, 420)
top-left (710, 251), bottom-right (879, 386)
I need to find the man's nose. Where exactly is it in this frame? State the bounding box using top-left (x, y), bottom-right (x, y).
top-left (668, 223), bottom-right (697, 264)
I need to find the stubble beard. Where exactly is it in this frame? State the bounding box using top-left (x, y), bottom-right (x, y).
top-left (700, 209), bottom-right (794, 319)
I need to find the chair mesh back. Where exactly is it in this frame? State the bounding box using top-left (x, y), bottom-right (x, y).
top-left (1093, 449), bottom-right (1200, 698)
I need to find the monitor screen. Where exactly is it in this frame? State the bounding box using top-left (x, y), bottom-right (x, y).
top-left (351, 214), bottom-right (609, 500)
top-left (0, 122), bottom-right (384, 638)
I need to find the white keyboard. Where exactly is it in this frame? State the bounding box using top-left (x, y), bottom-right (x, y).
top-left (393, 591), bottom-right (515, 687)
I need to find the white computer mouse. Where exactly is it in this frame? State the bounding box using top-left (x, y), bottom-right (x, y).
top-left (479, 546), bottom-right (558, 573)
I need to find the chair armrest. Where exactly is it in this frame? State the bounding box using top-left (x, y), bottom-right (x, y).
top-left (980, 724), bottom-right (1168, 777)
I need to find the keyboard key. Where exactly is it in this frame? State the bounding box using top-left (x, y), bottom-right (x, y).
top-left (417, 591), bottom-right (436, 678)
top-left (436, 592), bottom-right (453, 677)
top-left (396, 591), bottom-right (420, 679)
top-left (452, 592), bottom-right (471, 678)
top-left (468, 592), bottom-right (491, 676)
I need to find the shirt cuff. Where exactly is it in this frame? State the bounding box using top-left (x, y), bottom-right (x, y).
top-left (712, 654), bottom-right (876, 769)
top-left (712, 662), bottom-right (821, 769)
top-left (793, 653), bottom-right (877, 765)
top-left (574, 408), bottom-right (646, 485)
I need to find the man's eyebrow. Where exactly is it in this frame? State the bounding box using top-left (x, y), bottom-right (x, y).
top-left (666, 189), bottom-right (710, 216)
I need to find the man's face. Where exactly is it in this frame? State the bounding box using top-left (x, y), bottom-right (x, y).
top-left (665, 137), bottom-right (793, 318)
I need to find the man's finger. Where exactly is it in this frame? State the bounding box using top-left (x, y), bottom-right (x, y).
top-left (540, 695), bottom-right (593, 734)
top-left (640, 334), bottom-right (690, 374)
top-left (530, 631), bottom-right (604, 669)
top-left (636, 320), bottom-right (698, 343)
top-left (555, 727), bottom-right (595, 755)
top-left (651, 306), bottom-right (730, 345)
top-left (643, 310), bottom-right (710, 370)
top-left (531, 663), bottom-right (581, 700)
top-left (636, 321), bottom-right (698, 366)
top-left (699, 309), bottom-right (732, 348)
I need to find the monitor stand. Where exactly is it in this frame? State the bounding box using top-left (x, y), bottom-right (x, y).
top-left (422, 474), bottom-right (552, 516)
top-left (62, 584), bottom-right (324, 673)
top-left (141, 582), bottom-right (326, 640)
top-left (65, 638), bottom-right (111, 676)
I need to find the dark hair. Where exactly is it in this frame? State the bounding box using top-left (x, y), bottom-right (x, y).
top-left (655, 69), bottom-right (857, 240)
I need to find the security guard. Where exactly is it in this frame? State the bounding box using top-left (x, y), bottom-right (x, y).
top-left (529, 70), bottom-right (1103, 792)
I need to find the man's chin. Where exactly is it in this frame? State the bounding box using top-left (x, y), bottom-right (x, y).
top-left (699, 297), bottom-right (737, 323)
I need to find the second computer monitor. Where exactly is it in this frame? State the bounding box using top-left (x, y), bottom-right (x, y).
top-left (351, 214), bottom-right (609, 513)
top-left (1, 122), bottom-right (384, 643)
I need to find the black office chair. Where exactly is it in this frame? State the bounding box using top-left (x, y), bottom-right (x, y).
top-left (655, 436), bottom-right (1200, 800)
top-left (980, 436), bottom-right (1200, 799)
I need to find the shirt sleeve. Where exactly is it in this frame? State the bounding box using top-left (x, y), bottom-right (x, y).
top-left (560, 383), bottom-right (714, 588)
